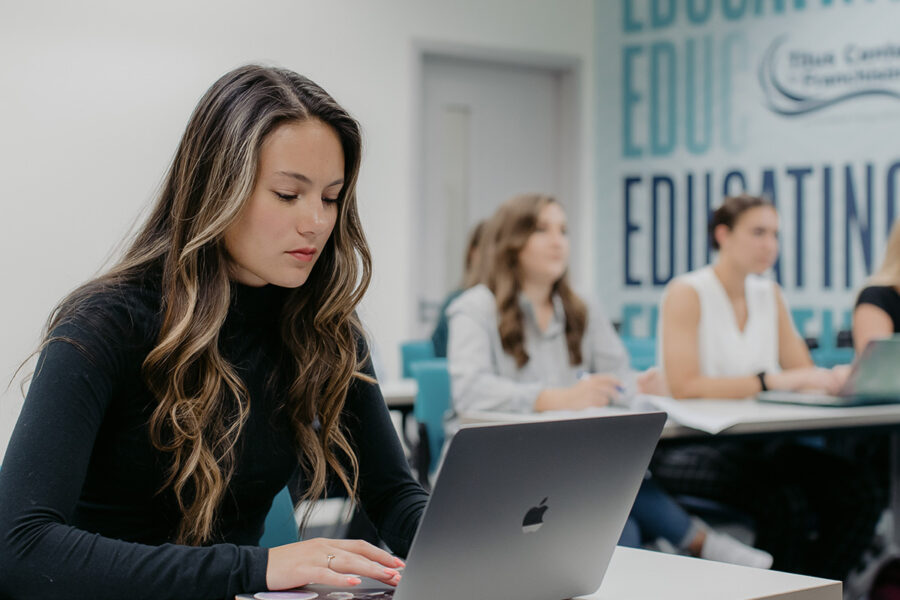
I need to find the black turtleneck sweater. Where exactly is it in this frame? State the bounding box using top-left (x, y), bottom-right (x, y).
top-left (0, 278), bottom-right (427, 600)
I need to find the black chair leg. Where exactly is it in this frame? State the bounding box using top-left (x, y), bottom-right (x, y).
top-left (414, 423), bottom-right (432, 490)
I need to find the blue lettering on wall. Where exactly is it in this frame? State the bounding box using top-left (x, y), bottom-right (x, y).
top-left (688, 0), bottom-right (714, 23)
top-left (723, 0), bottom-right (750, 21)
top-left (755, 0), bottom-right (789, 15)
top-left (685, 36), bottom-right (714, 155)
top-left (823, 166), bottom-right (833, 289)
top-left (722, 169), bottom-right (746, 197)
top-left (650, 41), bottom-right (677, 156)
top-left (760, 168), bottom-right (782, 283)
top-left (653, 175), bottom-right (677, 284)
top-left (652, 0), bottom-right (677, 27)
top-left (622, 46), bottom-right (644, 158)
top-left (721, 33), bottom-right (748, 152)
top-left (623, 0), bottom-right (643, 32)
top-left (622, 0), bottom-right (870, 34)
top-left (888, 161), bottom-right (900, 232)
top-left (625, 176), bottom-right (643, 286)
top-left (787, 166), bottom-right (813, 287)
top-left (687, 172), bottom-right (696, 270)
top-left (618, 161), bottom-right (899, 292)
top-left (705, 171), bottom-right (714, 264)
top-left (844, 164), bottom-right (874, 288)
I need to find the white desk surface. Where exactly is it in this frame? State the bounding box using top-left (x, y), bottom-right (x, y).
top-left (460, 397), bottom-right (900, 438)
top-left (585, 547), bottom-right (840, 600)
top-left (379, 379), bottom-right (417, 408)
top-left (235, 547), bottom-right (839, 600)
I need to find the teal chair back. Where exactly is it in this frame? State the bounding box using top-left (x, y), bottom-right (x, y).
top-left (259, 486), bottom-right (299, 548)
top-left (410, 358), bottom-right (451, 485)
top-left (622, 336), bottom-right (657, 370)
top-left (400, 340), bottom-right (436, 379)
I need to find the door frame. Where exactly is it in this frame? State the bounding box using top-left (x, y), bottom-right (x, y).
top-left (410, 40), bottom-right (586, 334)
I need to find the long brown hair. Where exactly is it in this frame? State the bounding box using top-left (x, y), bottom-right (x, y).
top-left (482, 194), bottom-right (586, 368)
top-left (40, 65), bottom-right (370, 544)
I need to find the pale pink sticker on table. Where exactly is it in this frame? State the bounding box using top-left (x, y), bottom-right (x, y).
top-left (254, 592), bottom-right (318, 600)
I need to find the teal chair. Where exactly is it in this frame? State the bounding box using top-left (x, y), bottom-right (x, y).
top-left (811, 347), bottom-right (854, 368)
top-left (622, 337), bottom-right (657, 371)
top-left (397, 340), bottom-right (437, 450)
top-left (259, 486), bottom-right (299, 548)
top-left (400, 340), bottom-right (436, 379)
top-left (410, 358), bottom-right (452, 488)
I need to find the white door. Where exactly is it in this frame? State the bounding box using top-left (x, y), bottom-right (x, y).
top-left (415, 53), bottom-right (579, 332)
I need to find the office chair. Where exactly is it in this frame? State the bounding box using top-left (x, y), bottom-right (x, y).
top-left (400, 340), bottom-right (436, 379)
top-left (410, 358), bottom-right (451, 489)
top-left (259, 486), bottom-right (299, 548)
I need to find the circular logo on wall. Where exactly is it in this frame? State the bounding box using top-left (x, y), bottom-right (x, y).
top-left (759, 34), bottom-right (900, 116)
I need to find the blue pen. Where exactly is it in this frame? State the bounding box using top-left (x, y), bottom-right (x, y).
top-left (578, 370), bottom-right (626, 394)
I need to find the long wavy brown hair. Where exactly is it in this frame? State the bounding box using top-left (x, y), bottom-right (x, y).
top-left (482, 194), bottom-right (587, 368)
top-left (40, 65), bottom-right (370, 544)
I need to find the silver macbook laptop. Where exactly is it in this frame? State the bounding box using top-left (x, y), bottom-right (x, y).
top-left (241, 412), bottom-right (666, 600)
top-left (757, 336), bottom-right (900, 407)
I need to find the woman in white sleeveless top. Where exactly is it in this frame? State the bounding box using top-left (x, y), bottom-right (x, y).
top-left (653, 195), bottom-right (880, 581)
top-left (660, 196), bottom-right (845, 397)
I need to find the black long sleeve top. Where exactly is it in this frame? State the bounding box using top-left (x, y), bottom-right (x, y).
top-left (0, 276), bottom-right (427, 600)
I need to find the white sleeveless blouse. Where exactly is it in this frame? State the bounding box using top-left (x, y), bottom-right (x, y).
top-left (664, 266), bottom-right (780, 377)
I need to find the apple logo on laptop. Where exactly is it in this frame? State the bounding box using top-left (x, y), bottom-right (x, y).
top-left (522, 497), bottom-right (549, 533)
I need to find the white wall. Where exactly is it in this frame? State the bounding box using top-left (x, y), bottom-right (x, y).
top-left (0, 0), bottom-right (596, 460)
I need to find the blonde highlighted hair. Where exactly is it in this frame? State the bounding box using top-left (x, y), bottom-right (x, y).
top-left (41, 65), bottom-right (370, 544)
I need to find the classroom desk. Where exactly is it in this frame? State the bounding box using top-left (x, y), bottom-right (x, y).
top-left (379, 379), bottom-right (417, 409)
top-left (235, 546), bottom-right (839, 600)
top-left (461, 398), bottom-right (900, 547)
top-left (589, 546), bottom-right (839, 600)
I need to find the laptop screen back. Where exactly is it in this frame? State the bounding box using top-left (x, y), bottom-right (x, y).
top-left (394, 412), bottom-right (666, 600)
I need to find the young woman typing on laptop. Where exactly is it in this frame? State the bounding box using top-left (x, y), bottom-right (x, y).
top-left (0, 66), bottom-right (427, 599)
top-left (655, 194), bottom-right (881, 579)
top-left (446, 193), bottom-right (772, 569)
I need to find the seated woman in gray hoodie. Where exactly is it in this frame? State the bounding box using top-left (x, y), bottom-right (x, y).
top-left (447, 193), bottom-right (772, 568)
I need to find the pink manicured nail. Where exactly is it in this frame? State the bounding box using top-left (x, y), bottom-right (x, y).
top-left (384, 568), bottom-right (399, 577)
top-left (394, 558), bottom-right (405, 567)
top-left (347, 577), bottom-right (361, 585)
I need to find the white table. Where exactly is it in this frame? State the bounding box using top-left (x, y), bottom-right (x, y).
top-left (460, 397), bottom-right (900, 437)
top-left (235, 547), bottom-right (839, 600)
top-left (379, 379), bottom-right (417, 409)
top-left (587, 546), bottom-right (839, 599)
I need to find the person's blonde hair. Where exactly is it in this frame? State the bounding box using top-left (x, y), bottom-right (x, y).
top-left (868, 219), bottom-right (900, 288)
top-left (40, 65), bottom-right (370, 544)
top-left (482, 194), bottom-right (586, 368)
